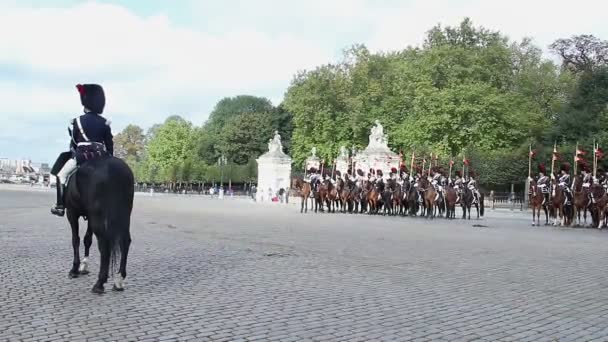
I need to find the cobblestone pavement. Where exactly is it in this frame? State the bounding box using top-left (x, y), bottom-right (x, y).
top-left (2, 188), bottom-right (608, 342)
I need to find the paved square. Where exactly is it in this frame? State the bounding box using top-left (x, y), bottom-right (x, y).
top-left (1, 187), bottom-right (608, 342)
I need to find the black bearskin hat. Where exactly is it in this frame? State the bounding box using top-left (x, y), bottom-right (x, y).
top-left (369, 168), bottom-right (374, 175)
top-left (455, 170), bottom-right (462, 178)
top-left (400, 164), bottom-right (408, 173)
top-left (357, 169), bottom-right (364, 176)
top-left (538, 163), bottom-right (546, 175)
top-left (469, 170), bottom-right (476, 178)
top-left (77, 84), bottom-right (105, 114)
top-left (560, 162), bottom-right (571, 173)
top-left (308, 167), bottom-right (317, 173)
top-left (376, 169), bottom-right (383, 176)
top-left (579, 161), bottom-right (591, 173)
top-left (336, 170), bottom-right (341, 177)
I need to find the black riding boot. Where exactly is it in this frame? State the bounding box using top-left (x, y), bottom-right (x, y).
top-left (51, 179), bottom-right (65, 217)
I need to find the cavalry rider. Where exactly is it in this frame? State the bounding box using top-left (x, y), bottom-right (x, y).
top-left (51, 84), bottom-right (113, 217)
top-left (578, 163), bottom-right (594, 203)
top-left (530, 164), bottom-right (550, 205)
top-left (554, 162), bottom-right (572, 204)
top-left (467, 171), bottom-right (481, 205)
top-left (453, 171), bottom-right (464, 203)
top-left (368, 168), bottom-right (376, 183)
top-left (356, 169), bottom-right (365, 187)
top-left (430, 166), bottom-right (444, 203)
top-left (399, 165), bottom-right (408, 185)
top-left (390, 167), bottom-right (398, 182)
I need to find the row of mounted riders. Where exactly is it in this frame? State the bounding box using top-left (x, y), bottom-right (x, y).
top-left (529, 162), bottom-right (608, 228)
top-left (292, 166), bottom-right (485, 220)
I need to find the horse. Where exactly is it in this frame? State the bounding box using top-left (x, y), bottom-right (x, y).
top-left (417, 177), bottom-right (437, 218)
top-left (461, 186), bottom-right (484, 220)
top-left (589, 184), bottom-right (607, 228)
top-left (314, 180), bottom-right (328, 213)
top-left (529, 179), bottom-right (549, 226)
top-left (55, 154), bottom-right (134, 293)
top-left (379, 180), bottom-right (394, 216)
top-left (365, 181), bottom-right (381, 214)
top-left (326, 180), bottom-right (340, 213)
top-left (444, 185), bottom-right (458, 219)
top-left (292, 177), bottom-right (312, 213)
top-left (572, 175), bottom-right (590, 227)
top-left (406, 180), bottom-right (420, 216)
top-left (550, 179), bottom-right (573, 226)
top-left (391, 181), bottom-right (404, 216)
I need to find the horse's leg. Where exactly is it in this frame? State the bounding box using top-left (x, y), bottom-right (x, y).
top-left (300, 197), bottom-right (304, 213)
top-left (532, 207), bottom-right (536, 226)
top-left (114, 232), bottom-right (131, 292)
top-left (79, 224), bottom-right (93, 275)
top-left (92, 234), bottom-right (111, 294)
top-left (67, 211), bottom-right (81, 279)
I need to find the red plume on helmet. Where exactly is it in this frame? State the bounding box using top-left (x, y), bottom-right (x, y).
top-left (537, 163), bottom-right (546, 175)
top-left (391, 167), bottom-right (398, 174)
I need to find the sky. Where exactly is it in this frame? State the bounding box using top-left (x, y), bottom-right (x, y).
top-left (0, 0), bottom-right (606, 163)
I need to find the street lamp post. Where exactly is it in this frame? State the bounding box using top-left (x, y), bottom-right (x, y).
top-left (218, 155), bottom-right (227, 199)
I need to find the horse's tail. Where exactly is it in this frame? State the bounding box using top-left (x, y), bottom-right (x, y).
top-left (480, 194), bottom-right (485, 217)
top-left (107, 200), bottom-right (133, 276)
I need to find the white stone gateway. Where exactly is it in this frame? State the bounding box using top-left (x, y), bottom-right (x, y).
top-left (256, 131), bottom-right (292, 202)
top-left (353, 120), bottom-right (400, 176)
top-left (305, 147), bottom-right (321, 171)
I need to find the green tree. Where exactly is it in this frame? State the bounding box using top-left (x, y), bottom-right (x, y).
top-left (550, 35), bottom-right (608, 73)
top-left (114, 124), bottom-right (145, 161)
top-left (218, 112), bottom-right (275, 164)
top-left (146, 118), bottom-right (195, 178)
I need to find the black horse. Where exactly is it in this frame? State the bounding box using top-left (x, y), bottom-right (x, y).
top-left (55, 153), bottom-right (134, 293)
top-left (461, 187), bottom-right (485, 220)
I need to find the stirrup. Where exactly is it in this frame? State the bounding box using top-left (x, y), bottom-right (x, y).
top-left (51, 206), bottom-right (65, 217)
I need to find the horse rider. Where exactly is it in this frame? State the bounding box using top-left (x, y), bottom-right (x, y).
top-left (453, 171), bottom-right (464, 203)
top-left (368, 168), bottom-right (376, 184)
top-left (51, 84), bottom-right (113, 217)
top-left (430, 167), bottom-right (443, 203)
top-left (553, 162), bottom-right (572, 205)
top-left (467, 171), bottom-right (481, 205)
top-left (356, 169), bottom-right (365, 187)
top-left (529, 163), bottom-right (550, 205)
top-left (578, 164), bottom-right (594, 203)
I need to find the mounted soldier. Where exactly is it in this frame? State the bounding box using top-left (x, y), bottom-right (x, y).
top-left (467, 171), bottom-right (481, 205)
top-left (529, 163), bottom-right (550, 205)
top-left (453, 171), bottom-right (464, 203)
top-left (430, 166), bottom-right (444, 203)
top-left (554, 162), bottom-right (572, 205)
top-left (51, 84), bottom-right (113, 216)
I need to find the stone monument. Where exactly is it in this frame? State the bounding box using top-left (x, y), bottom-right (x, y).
top-left (305, 146), bottom-right (321, 171)
top-left (256, 131), bottom-right (292, 202)
top-left (335, 146), bottom-right (350, 176)
top-left (353, 120), bottom-right (399, 176)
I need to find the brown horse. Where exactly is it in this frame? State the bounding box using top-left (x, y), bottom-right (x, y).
top-left (550, 179), bottom-right (573, 226)
top-left (292, 178), bottom-right (312, 214)
top-left (589, 184), bottom-right (607, 228)
top-left (572, 175), bottom-right (590, 227)
top-left (339, 179), bottom-right (354, 213)
top-left (365, 181), bottom-right (380, 214)
top-left (327, 180), bottom-right (340, 213)
top-left (315, 180), bottom-right (329, 213)
top-left (418, 177), bottom-right (438, 218)
top-left (529, 179), bottom-right (549, 226)
top-left (444, 185), bottom-right (458, 219)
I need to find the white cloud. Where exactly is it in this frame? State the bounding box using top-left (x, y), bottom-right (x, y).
top-left (1, 0), bottom-right (607, 162)
top-left (0, 2), bottom-right (332, 124)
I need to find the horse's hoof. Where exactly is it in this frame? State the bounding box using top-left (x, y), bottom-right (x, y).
top-left (91, 285), bottom-right (105, 294)
top-left (79, 270), bottom-right (90, 275)
top-left (112, 285), bottom-right (124, 292)
top-left (68, 271), bottom-right (79, 278)
top-left (531, 223), bottom-right (536, 226)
